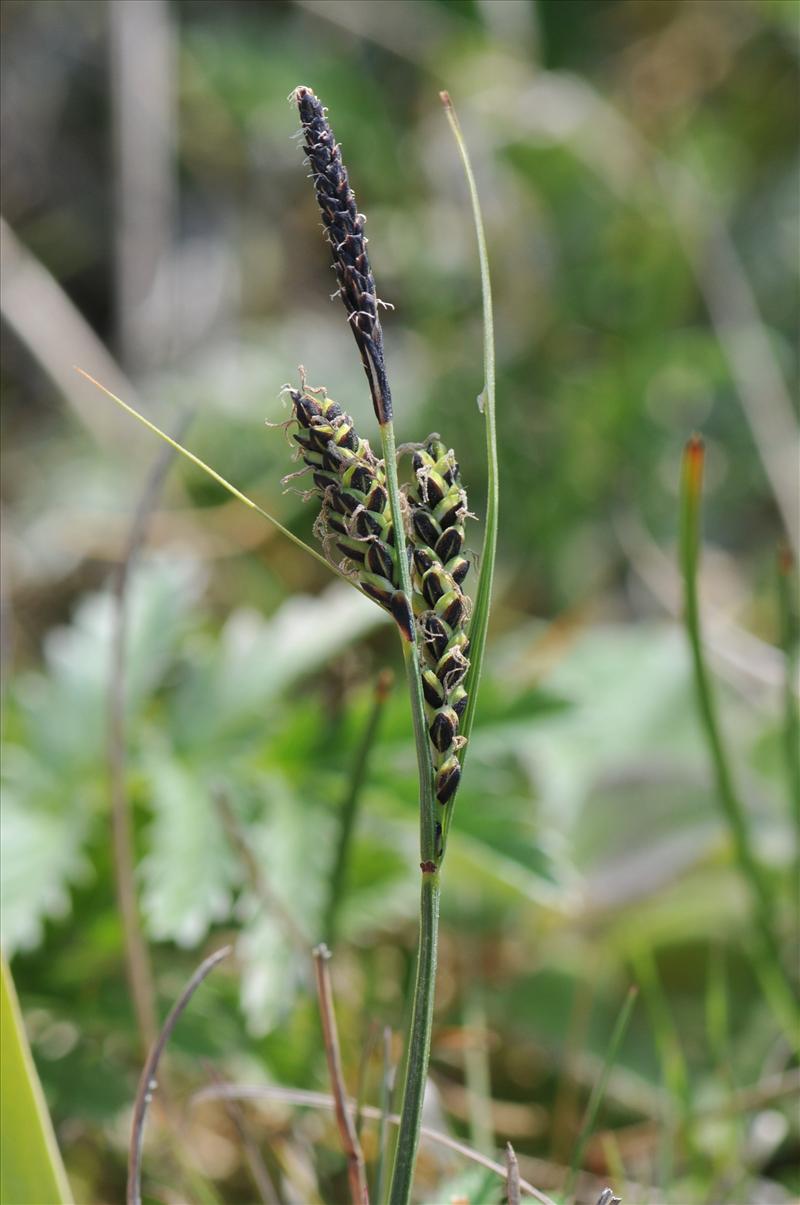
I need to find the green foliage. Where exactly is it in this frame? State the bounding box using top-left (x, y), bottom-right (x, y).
top-left (140, 754), bottom-right (236, 946)
top-left (1, 956), bottom-right (73, 1205)
top-left (2, 0), bottom-right (798, 1201)
top-left (2, 549), bottom-right (794, 1199)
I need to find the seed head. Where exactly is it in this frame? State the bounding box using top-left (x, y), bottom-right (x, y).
top-left (293, 86), bottom-right (392, 426)
top-left (407, 438), bottom-right (472, 805)
top-left (287, 386), bottom-right (413, 634)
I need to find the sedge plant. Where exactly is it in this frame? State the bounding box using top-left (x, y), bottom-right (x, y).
top-left (288, 85), bottom-right (496, 1205)
top-left (79, 87), bottom-right (497, 1204)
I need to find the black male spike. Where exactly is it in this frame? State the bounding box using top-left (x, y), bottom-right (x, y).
top-left (294, 86), bottom-right (392, 426)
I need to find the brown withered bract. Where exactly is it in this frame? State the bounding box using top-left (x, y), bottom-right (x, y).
top-left (294, 86), bottom-right (393, 426)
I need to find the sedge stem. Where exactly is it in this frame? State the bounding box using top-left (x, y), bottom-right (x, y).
top-left (379, 421), bottom-right (437, 864)
top-left (378, 419), bottom-right (440, 1205)
top-left (386, 869), bottom-right (440, 1205)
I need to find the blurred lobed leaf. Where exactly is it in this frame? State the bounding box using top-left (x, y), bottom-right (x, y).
top-left (3, 561), bottom-right (787, 997)
top-left (1, 560), bottom-right (203, 953)
top-left (1, 563), bottom-right (399, 1032)
top-left (168, 581), bottom-right (386, 751)
top-left (139, 753), bottom-right (235, 947)
top-left (230, 774), bottom-right (331, 1034)
top-left (0, 769), bottom-right (92, 953)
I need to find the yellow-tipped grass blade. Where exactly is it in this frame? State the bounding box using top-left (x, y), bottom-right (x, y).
top-left (74, 367), bottom-right (347, 581)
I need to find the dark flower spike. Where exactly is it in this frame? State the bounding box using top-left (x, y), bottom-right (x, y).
top-left (294, 86), bottom-right (393, 425)
top-left (407, 438), bottom-right (472, 805)
top-left (287, 386), bottom-right (416, 636)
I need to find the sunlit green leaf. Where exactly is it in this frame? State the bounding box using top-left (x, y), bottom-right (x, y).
top-left (1, 956), bottom-right (73, 1204)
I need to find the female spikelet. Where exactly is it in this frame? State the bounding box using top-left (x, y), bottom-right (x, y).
top-left (288, 386), bottom-right (413, 638)
top-left (406, 438), bottom-right (471, 806)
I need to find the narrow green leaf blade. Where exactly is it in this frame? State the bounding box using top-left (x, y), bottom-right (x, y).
top-left (439, 95), bottom-right (498, 752)
top-left (439, 93), bottom-right (498, 852)
top-left (1, 954), bottom-right (74, 1205)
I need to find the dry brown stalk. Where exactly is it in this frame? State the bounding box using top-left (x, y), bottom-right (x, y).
top-left (506, 1141), bottom-right (521, 1205)
top-left (312, 944), bottom-right (370, 1205)
top-left (192, 1082), bottom-right (559, 1205)
top-left (128, 946), bottom-right (231, 1205)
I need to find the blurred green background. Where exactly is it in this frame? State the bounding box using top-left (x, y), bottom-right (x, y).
top-left (1, 1), bottom-right (798, 1202)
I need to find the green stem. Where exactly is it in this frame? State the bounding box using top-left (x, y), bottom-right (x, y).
top-left (379, 421), bottom-right (437, 864)
top-left (387, 869), bottom-right (440, 1205)
top-left (679, 440), bottom-right (785, 976)
top-left (378, 419), bottom-right (440, 1205)
top-left (380, 93), bottom-right (499, 1205)
top-left (383, 95), bottom-right (500, 1201)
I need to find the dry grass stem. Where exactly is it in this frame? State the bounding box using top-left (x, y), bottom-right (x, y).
top-left (506, 1141), bottom-right (521, 1205)
top-left (128, 946), bottom-right (231, 1205)
top-left (193, 1083), bottom-right (559, 1205)
top-left (312, 944), bottom-right (369, 1205)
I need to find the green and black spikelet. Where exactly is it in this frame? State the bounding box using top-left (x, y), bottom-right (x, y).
top-left (289, 85), bottom-right (472, 817)
top-left (407, 438), bottom-right (471, 807)
top-left (288, 387), bottom-right (414, 639)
